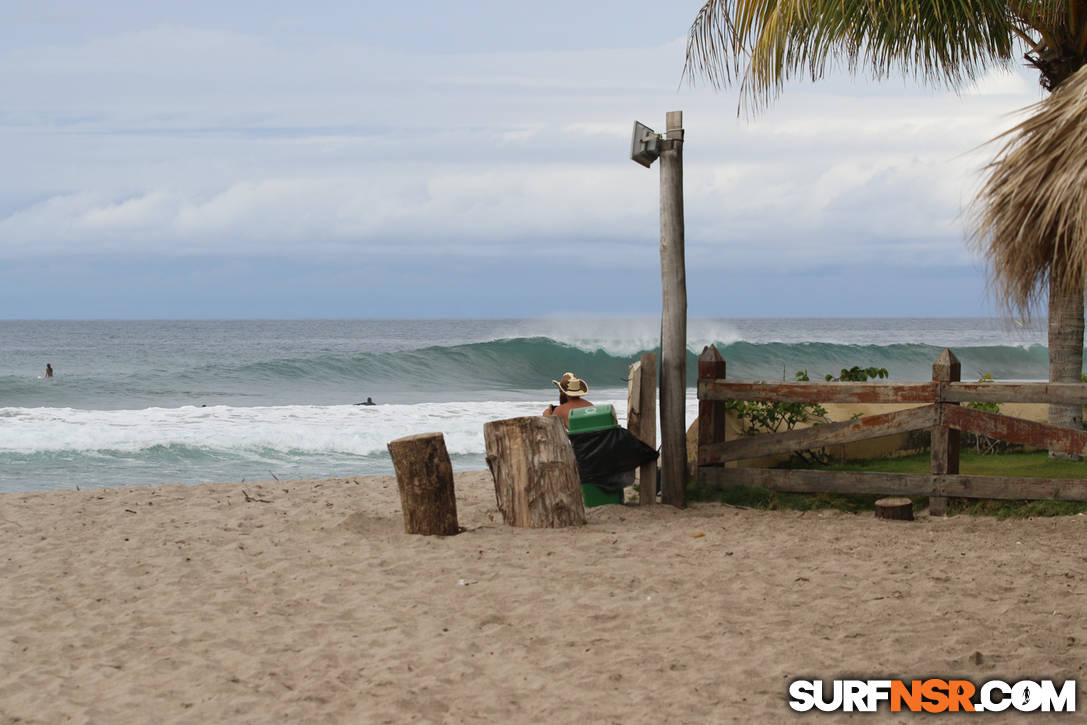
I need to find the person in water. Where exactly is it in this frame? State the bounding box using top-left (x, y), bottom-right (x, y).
top-left (355, 397), bottom-right (376, 406)
top-left (44, 363), bottom-right (53, 378)
top-left (542, 372), bottom-right (592, 427)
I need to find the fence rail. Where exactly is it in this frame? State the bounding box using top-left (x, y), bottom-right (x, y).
top-left (695, 345), bottom-right (1087, 513)
top-left (698, 380), bottom-right (1087, 405)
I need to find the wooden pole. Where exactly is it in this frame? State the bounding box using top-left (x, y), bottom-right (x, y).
top-left (930, 348), bottom-right (961, 517)
top-left (697, 345), bottom-right (726, 488)
top-left (659, 110), bottom-right (687, 508)
top-left (628, 353), bottom-right (658, 504)
top-left (483, 416), bottom-right (586, 528)
top-left (387, 432), bottom-right (460, 535)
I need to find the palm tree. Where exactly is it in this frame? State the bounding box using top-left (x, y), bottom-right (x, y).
top-left (972, 65), bottom-right (1087, 445)
top-left (684, 0), bottom-right (1087, 444)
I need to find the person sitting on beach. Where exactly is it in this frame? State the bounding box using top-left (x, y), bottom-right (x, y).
top-left (543, 372), bottom-right (592, 427)
top-left (44, 363), bottom-right (53, 378)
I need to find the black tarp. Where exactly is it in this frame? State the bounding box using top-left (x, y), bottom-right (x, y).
top-left (568, 427), bottom-right (659, 493)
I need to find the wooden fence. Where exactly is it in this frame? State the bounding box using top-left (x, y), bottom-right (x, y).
top-left (696, 345), bottom-right (1087, 514)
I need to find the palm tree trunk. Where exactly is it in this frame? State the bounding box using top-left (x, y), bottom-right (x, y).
top-left (1048, 262), bottom-right (1085, 458)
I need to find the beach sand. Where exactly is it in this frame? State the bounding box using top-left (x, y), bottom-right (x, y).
top-left (3, 472), bottom-right (1086, 723)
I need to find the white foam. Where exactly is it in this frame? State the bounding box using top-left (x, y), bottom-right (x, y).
top-left (0, 397), bottom-right (701, 458)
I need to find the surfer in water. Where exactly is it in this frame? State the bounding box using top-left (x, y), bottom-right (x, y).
top-left (542, 372), bottom-right (591, 427)
top-left (44, 363), bottom-right (53, 378)
top-left (355, 397), bottom-right (376, 406)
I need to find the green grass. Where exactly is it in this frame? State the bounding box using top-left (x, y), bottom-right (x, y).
top-left (690, 450), bottom-right (1087, 518)
top-left (823, 450), bottom-right (1087, 479)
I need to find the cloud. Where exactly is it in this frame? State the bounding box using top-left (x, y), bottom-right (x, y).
top-left (965, 67), bottom-right (1040, 97)
top-left (0, 16), bottom-right (1045, 290)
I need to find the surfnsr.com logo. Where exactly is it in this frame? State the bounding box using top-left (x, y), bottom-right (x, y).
top-left (789, 679), bottom-right (1076, 713)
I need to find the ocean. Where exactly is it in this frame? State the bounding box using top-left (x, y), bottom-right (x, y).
top-left (0, 318), bottom-right (1051, 493)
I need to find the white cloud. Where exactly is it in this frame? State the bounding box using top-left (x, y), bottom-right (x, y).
top-left (965, 67), bottom-right (1040, 97)
top-left (0, 15), bottom-right (1046, 286)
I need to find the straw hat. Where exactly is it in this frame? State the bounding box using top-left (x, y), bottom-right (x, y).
top-left (552, 372), bottom-right (589, 397)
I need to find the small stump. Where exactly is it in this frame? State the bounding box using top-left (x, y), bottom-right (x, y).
top-left (875, 497), bottom-right (914, 521)
top-left (387, 432), bottom-right (459, 536)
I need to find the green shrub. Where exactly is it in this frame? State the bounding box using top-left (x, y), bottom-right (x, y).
top-left (965, 373), bottom-right (1010, 454)
top-left (725, 364), bottom-right (888, 465)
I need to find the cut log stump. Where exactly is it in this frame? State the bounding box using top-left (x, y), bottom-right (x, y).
top-left (875, 497), bottom-right (914, 521)
top-left (387, 432), bottom-right (459, 536)
top-left (483, 416), bottom-right (585, 528)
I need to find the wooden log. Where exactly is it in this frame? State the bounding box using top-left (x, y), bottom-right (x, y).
top-left (387, 432), bottom-right (459, 536)
top-left (698, 380), bottom-right (937, 404)
top-left (699, 404), bottom-right (938, 465)
top-left (875, 497), bottom-right (914, 521)
top-left (628, 353), bottom-right (658, 505)
top-left (698, 466), bottom-right (1087, 502)
top-left (944, 405), bottom-right (1087, 456)
top-left (930, 349), bottom-right (960, 516)
top-left (483, 416), bottom-right (585, 528)
top-left (659, 110), bottom-right (687, 509)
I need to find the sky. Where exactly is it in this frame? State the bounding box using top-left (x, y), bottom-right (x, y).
top-left (0, 1), bottom-right (1048, 318)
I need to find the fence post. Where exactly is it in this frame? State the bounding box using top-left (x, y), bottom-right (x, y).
top-left (698, 345), bottom-right (726, 489)
top-left (930, 348), bottom-right (960, 516)
top-left (628, 353), bottom-right (658, 504)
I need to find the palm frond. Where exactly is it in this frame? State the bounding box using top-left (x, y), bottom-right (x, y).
top-left (685, 0), bottom-right (1021, 109)
top-left (970, 63), bottom-right (1087, 314)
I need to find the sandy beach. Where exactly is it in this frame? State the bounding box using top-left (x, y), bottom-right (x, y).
top-left (2, 471), bottom-right (1086, 723)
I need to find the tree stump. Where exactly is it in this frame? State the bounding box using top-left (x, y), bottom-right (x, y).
top-left (875, 497), bottom-right (914, 521)
top-left (387, 432), bottom-right (459, 536)
top-left (483, 416), bottom-right (585, 528)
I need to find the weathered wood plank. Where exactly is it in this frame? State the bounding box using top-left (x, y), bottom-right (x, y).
top-left (697, 380), bottom-right (1087, 406)
top-left (943, 382), bottom-right (1087, 405)
top-left (629, 353), bottom-right (658, 505)
top-left (698, 467), bottom-right (1087, 502)
top-left (944, 405), bottom-right (1087, 456)
top-left (627, 359), bottom-right (641, 424)
top-left (938, 474), bottom-right (1087, 501)
top-left (697, 380), bottom-right (937, 404)
top-left (699, 404), bottom-right (939, 465)
top-left (699, 467), bottom-right (933, 496)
